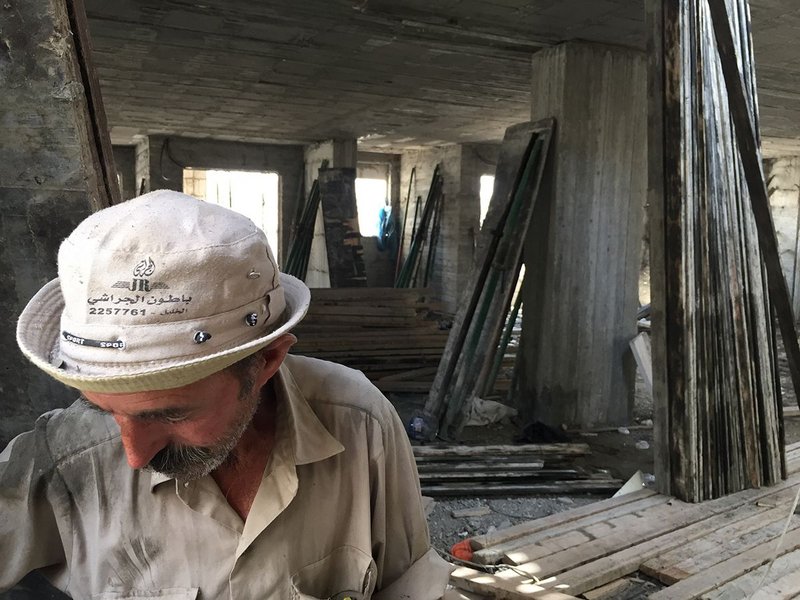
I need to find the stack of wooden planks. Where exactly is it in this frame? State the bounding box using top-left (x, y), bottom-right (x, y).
top-left (291, 287), bottom-right (449, 390)
top-left (650, 0), bottom-right (793, 501)
top-left (445, 442), bottom-right (800, 599)
top-left (414, 443), bottom-right (621, 497)
top-left (426, 120), bottom-right (553, 440)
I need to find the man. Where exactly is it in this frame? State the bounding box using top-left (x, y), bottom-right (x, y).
top-left (0, 190), bottom-right (452, 599)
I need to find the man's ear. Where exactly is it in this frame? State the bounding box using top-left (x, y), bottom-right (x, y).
top-left (254, 333), bottom-right (297, 387)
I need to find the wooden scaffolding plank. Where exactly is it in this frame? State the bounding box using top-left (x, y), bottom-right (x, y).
top-left (449, 567), bottom-right (580, 600)
top-left (726, 551), bottom-right (800, 600)
top-left (641, 499), bottom-right (800, 584)
top-left (472, 493), bottom-right (669, 566)
top-left (470, 489), bottom-right (657, 550)
top-left (412, 444), bottom-right (589, 459)
top-left (648, 527), bottom-right (800, 600)
top-left (504, 477), bottom-right (800, 595)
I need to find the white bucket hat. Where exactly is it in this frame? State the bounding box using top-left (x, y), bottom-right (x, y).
top-left (16, 190), bottom-right (310, 393)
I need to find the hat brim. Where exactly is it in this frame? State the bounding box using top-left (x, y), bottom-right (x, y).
top-left (16, 274), bottom-right (311, 393)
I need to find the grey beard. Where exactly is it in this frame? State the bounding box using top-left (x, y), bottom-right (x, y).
top-left (145, 374), bottom-right (261, 481)
top-left (145, 438), bottom-right (237, 481)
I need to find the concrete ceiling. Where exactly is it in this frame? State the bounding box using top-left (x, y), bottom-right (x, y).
top-left (86, 0), bottom-right (800, 152)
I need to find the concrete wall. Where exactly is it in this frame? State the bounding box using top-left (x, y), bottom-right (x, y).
top-left (303, 141), bottom-right (336, 287)
top-left (0, 0), bottom-right (114, 446)
top-left (399, 143), bottom-right (499, 313)
top-left (766, 157), bottom-right (800, 321)
top-left (135, 135), bottom-right (304, 261)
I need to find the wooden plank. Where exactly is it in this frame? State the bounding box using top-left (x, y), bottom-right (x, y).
top-left (582, 578), bottom-right (645, 600)
top-left (421, 480), bottom-right (622, 497)
top-left (470, 488), bottom-right (657, 550)
top-left (707, 0), bottom-right (800, 411)
top-left (547, 479), bottom-right (800, 595)
top-left (651, 0), bottom-right (784, 501)
top-left (449, 567), bottom-right (580, 600)
top-left (648, 526), bottom-right (800, 600)
top-left (375, 366), bottom-right (439, 383)
top-left (641, 500), bottom-right (800, 584)
top-left (305, 305), bottom-right (420, 317)
top-left (629, 332), bottom-right (653, 395)
top-left (412, 444), bottom-right (590, 459)
top-left (472, 493), bottom-right (669, 566)
top-left (67, 0), bottom-right (121, 206)
top-left (715, 550), bottom-right (800, 600)
top-left (419, 470), bottom-right (564, 483)
top-left (417, 461), bottom-right (545, 474)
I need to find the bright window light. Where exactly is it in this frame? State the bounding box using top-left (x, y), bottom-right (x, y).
top-left (356, 177), bottom-right (388, 237)
top-left (183, 168), bottom-right (280, 261)
top-left (480, 174), bottom-right (495, 226)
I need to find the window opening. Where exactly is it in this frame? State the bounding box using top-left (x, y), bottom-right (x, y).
top-left (183, 168), bottom-right (280, 261)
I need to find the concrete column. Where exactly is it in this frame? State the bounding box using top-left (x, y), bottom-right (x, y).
top-left (0, 0), bottom-right (116, 445)
top-left (765, 156), bottom-right (800, 321)
top-left (520, 41), bottom-right (647, 428)
top-left (398, 143), bottom-right (499, 313)
top-left (303, 139), bottom-right (357, 288)
top-left (399, 146), bottom-right (465, 310)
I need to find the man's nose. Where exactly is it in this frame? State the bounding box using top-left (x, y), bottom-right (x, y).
top-left (115, 416), bottom-right (165, 469)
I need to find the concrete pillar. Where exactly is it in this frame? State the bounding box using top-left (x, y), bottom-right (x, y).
top-left (399, 146), bottom-right (466, 310)
top-left (303, 139), bottom-right (357, 288)
top-left (520, 41), bottom-right (647, 428)
top-left (765, 156), bottom-right (800, 321)
top-left (398, 143), bottom-right (499, 313)
top-left (0, 0), bottom-right (117, 445)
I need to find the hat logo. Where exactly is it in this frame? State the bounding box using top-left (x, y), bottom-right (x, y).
top-left (133, 257), bottom-right (156, 278)
top-left (111, 257), bottom-right (167, 293)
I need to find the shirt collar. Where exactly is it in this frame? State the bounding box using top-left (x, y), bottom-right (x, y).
top-left (150, 358), bottom-right (344, 491)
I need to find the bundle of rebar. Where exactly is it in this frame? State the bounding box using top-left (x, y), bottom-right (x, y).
top-left (423, 120), bottom-right (554, 439)
top-left (395, 165), bottom-right (444, 288)
top-left (283, 159), bottom-right (328, 280)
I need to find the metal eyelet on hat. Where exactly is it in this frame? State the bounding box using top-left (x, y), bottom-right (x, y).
top-left (194, 331), bottom-right (212, 344)
top-left (247, 270), bottom-right (261, 279)
top-left (245, 313), bottom-right (258, 327)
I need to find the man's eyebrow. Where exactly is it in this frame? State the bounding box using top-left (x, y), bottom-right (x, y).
top-left (133, 407), bottom-right (192, 421)
top-left (77, 396), bottom-right (191, 421)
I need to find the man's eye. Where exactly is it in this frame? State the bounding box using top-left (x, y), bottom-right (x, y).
top-left (162, 414), bottom-right (189, 424)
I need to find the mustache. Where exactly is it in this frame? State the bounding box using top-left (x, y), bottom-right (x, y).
top-left (147, 443), bottom-right (232, 480)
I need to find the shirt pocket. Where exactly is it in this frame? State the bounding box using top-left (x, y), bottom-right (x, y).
top-left (91, 588), bottom-right (199, 600)
top-left (290, 545), bottom-right (377, 600)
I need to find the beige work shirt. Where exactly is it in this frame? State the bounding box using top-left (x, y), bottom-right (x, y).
top-left (0, 354), bottom-right (452, 599)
